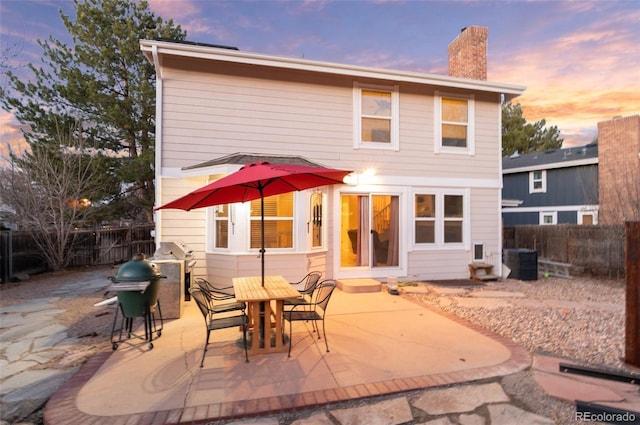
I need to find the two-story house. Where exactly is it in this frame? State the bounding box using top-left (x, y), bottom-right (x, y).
top-left (501, 143), bottom-right (599, 226)
top-left (142, 26), bottom-right (525, 284)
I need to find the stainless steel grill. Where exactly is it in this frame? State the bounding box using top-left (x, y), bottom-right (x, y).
top-left (150, 242), bottom-right (196, 317)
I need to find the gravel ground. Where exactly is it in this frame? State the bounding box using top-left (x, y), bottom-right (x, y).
top-left (404, 276), bottom-right (627, 369)
top-left (401, 275), bottom-right (631, 425)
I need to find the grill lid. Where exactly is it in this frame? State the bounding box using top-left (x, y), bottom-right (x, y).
top-left (112, 256), bottom-right (161, 282)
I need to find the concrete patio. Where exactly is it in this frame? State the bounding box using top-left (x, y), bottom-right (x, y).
top-left (44, 288), bottom-right (532, 423)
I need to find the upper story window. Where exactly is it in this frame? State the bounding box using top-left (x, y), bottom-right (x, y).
top-left (250, 192), bottom-right (294, 249)
top-left (529, 170), bottom-right (546, 193)
top-left (353, 82), bottom-right (399, 150)
top-left (435, 91), bottom-right (475, 155)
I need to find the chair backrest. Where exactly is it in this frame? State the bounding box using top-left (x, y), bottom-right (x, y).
top-left (301, 271), bottom-right (322, 295)
top-left (190, 287), bottom-right (212, 320)
top-left (313, 280), bottom-right (337, 314)
top-left (195, 278), bottom-right (235, 299)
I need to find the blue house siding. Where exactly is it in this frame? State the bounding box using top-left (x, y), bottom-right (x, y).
top-left (502, 144), bottom-right (599, 225)
top-left (558, 210), bottom-right (577, 224)
top-left (503, 211), bottom-right (538, 225)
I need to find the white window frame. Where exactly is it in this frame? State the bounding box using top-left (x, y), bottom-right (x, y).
top-left (539, 211), bottom-right (557, 225)
top-left (249, 193), bottom-right (295, 251)
top-left (308, 191), bottom-right (326, 250)
top-left (206, 193), bottom-right (299, 253)
top-left (353, 82), bottom-right (399, 151)
top-left (413, 189), bottom-right (470, 250)
top-left (578, 210), bottom-right (598, 225)
top-left (473, 242), bottom-right (485, 262)
top-left (206, 204), bottom-right (232, 252)
top-left (434, 91), bottom-right (475, 155)
top-left (529, 170), bottom-right (547, 193)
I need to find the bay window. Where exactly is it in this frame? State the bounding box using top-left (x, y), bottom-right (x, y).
top-left (213, 205), bottom-right (229, 248)
top-left (250, 193), bottom-right (294, 249)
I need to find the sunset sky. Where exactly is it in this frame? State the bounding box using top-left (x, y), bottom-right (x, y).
top-left (1, 0), bottom-right (638, 153)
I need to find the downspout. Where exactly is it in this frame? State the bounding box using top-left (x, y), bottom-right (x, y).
top-left (152, 44), bottom-right (163, 248)
top-left (497, 93), bottom-right (504, 277)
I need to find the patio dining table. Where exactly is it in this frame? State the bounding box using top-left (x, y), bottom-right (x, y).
top-left (232, 275), bottom-right (301, 355)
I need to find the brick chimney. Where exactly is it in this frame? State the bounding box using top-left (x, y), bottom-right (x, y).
top-left (448, 26), bottom-right (488, 80)
top-left (597, 114), bottom-right (640, 224)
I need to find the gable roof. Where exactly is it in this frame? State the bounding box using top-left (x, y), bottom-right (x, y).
top-left (503, 143), bottom-right (598, 174)
top-left (140, 39), bottom-right (526, 100)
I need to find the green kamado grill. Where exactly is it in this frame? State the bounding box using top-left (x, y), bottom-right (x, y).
top-left (110, 256), bottom-right (165, 350)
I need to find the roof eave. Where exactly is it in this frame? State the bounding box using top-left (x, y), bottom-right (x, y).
top-left (140, 39), bottom-right (526, 97)
top-left (503, 157), bottom-right (599, 174)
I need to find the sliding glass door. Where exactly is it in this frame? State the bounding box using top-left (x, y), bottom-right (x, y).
top-left (340, 193), bottom-right (399, 269)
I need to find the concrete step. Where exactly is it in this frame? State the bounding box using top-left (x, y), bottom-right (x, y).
top-left (336, 278), bottom-right (381, 293)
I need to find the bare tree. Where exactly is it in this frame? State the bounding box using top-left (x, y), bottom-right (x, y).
top-left (0, 124), bottom-right (112, 270)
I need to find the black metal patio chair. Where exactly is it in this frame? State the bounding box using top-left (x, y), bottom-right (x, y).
top-left (283, 279), bottom-right (337, 357)
top-left (194, 278), bottom-right (246, 313)
top-left (194, 277), bottom-right (236, 298)
top-left (190, 287), bottom-right (249, 366)
top-left (284, 271), bottom-right (322, 310)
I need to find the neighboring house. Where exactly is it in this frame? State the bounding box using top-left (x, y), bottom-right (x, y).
top-left (501, 144), bottom-right (599, 225)
top-left (141, 26), bottom-right (525, 284)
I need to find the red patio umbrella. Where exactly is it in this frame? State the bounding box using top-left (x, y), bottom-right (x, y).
top-left (156, 161), bottom-right (351, 285)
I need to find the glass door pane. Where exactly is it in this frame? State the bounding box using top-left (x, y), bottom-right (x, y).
top-left (340, 194), bottom-right (369, 267)
top-left (340, 193), bottom-right (399, 269)
top-left (371, 195), bottom-right (399, 267)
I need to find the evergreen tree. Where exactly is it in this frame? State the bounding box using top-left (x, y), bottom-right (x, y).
top-left (501, 102), bottom-right (563, 157)
top-left (1, 0), bottom-right (186, 222)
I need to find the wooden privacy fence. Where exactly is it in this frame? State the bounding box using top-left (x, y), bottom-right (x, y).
top-left (503, 224), bottom-right (626, 277)
top-left (1, 224), bottom-right (155, 283)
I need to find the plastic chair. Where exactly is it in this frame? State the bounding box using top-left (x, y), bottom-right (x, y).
top-left (190, 287), bottom-right (249, 366)
top-left (284, 271), bottom-right (322, 309)
top-left (283, 279), bottom-right (337, 357)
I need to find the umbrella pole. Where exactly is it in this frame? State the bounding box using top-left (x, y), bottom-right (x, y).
top-left (260, 190), bottom-right (266, 347)
top-left (261, 194), bottom-right (265, 286)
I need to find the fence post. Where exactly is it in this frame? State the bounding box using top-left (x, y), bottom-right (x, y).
top-left (0, 231), bottom-right (12, 283)
top-left (625, 221), bottom-right (640, 367)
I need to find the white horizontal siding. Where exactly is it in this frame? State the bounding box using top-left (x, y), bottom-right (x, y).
top-left (161, 71), bottom-right (352, 169)
top-left (407, 250), bottom-right (471, 280)
top-left (469, 188), bottom-right (502, 267)
top-left (403, 187), bottom-right (501, 280)
top-left (159, 60), bottom-right (502, 185)
top-left (156, 57), bottom-right (505, 282)
top-left (202, 252), bottom-right (328, 285)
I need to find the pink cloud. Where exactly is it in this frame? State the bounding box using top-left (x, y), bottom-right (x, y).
top-left (491, 14), bottom-right (640, 148)
top-left (147, 0), bottom-right (200, 20)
